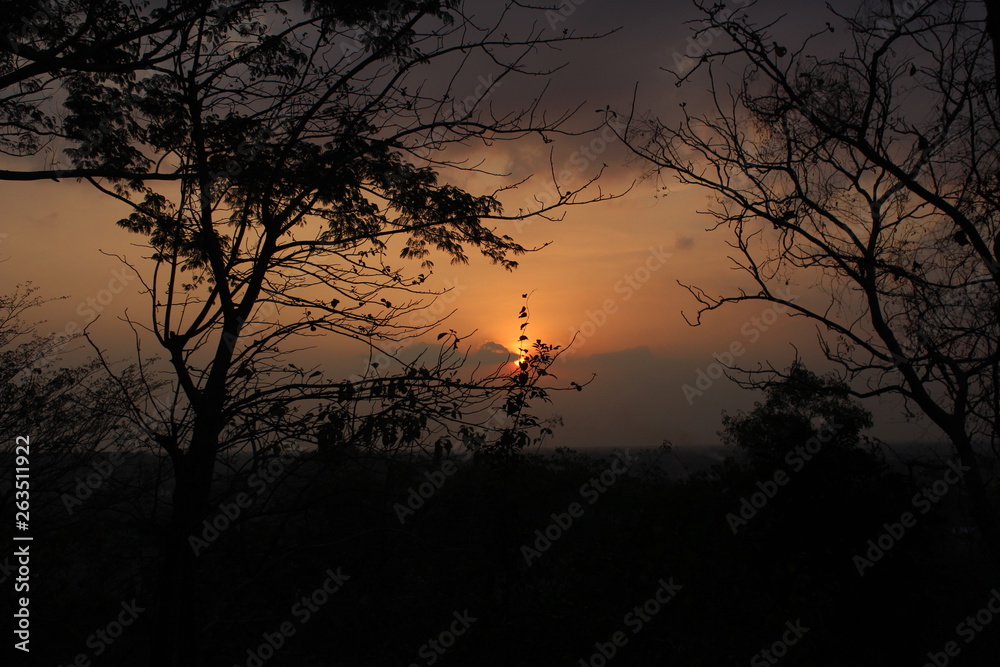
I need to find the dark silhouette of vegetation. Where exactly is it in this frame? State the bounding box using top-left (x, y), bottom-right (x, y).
top-left (721, 361), bottom-right (875, 470)
top-left (617, 0), bottom-right (1000, 570)
top-left (2, 2), bottom-right (613, 664)
top-left (0, 283), bottom-right (146, 511)
top-left (0, 0), bottom-right (206, 173)
top-left (3, 288), bottom-right (995, 664)
top-left (16, 429), bottom-right (997, 665)
top-left (6, 1), bottom-right (1000, 665)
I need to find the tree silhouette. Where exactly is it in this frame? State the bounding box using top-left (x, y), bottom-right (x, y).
top-left (0, 0), bottom-right (214, 174)
top-left (32, 1), bottom-right (613, 663)
top-left (618, 0), bottom-right (1000, 569)
top-left (0, 283), bottom-right (149, 519)
top-left (721, 361), bottom-right (874, 471)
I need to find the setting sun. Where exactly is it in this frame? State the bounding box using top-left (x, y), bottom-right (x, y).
top-left (508, 345), bottom-right (528, 368)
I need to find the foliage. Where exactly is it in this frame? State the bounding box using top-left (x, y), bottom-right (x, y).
top-left (17, 446), bottom-right (986, 666)
top-left (618, 0), bottom-right (1000, 567)
top-left (0, 283), bottom-right (146, 514)
top-left (6, 3), bottom-right (611, 662)
top-left (721, 362), bottom-right (874, 470)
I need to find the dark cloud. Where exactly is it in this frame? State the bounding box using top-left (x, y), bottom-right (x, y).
top-left (469, 340), bottom-right (515, 367)
top-left (521, 345), bottom-right (936, 450)
top-left (675, 235), bottom-right (695, 250)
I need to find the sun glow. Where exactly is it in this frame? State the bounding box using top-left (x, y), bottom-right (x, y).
top-left (509, 344), bottom-right (529, 368)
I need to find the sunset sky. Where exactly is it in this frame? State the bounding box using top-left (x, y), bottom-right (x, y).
top-left (0, 0), bottom-right (941, 450)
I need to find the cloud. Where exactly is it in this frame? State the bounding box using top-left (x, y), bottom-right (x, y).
top-left (468, 340), bottom-right (514, 366)
top-left (675, 234), bottom-right (695, 250)
top-left (479, 340), bottom-right (510, 355)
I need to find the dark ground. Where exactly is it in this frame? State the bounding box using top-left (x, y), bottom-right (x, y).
top-left (3, 442), bottom-right (998, 666)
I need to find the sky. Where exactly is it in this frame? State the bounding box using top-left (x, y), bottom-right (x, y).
top-left (0, 0), bottom-right (944, 450)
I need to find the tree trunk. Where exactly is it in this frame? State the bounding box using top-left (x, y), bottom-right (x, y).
top-left (949, 427), bottom-right (1000, 569)
top-left (151, 438), bottom-right (218, 667)
top-left (983, 0), bottom-right (1000, 102)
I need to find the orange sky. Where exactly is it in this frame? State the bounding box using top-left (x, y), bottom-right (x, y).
top-left (0, 155), bottom-right (934, 449)
top-left (0, 0), bottom-right (942, 449)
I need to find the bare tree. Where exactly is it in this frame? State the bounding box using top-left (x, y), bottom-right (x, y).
top-left (44, 1), bottom-right (612, 663)
top-left (617, 0), bottom-right (1000, 566)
